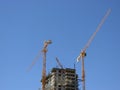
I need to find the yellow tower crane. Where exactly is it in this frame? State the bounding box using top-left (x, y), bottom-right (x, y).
top-left (77, 9), bottom-right (111, 90)
top-left (27, 40), bottom-right (52, 90)
top-left (42, 40), bottom-right (52, 90)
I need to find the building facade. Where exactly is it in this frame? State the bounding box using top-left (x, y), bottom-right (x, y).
top-left (44, 68), bottom-right (79, 90)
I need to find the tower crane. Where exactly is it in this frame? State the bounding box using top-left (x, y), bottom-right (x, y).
top-left (77, 9), bottom-right (111, 90)
top-left (56, 57), bottom-right (64, 69)
top-left (42, 40), bottom-right (52, 90)
top-left (27, 40), bottom-right (52, 90)
top-left (55, 57), bottom-right (65, 80)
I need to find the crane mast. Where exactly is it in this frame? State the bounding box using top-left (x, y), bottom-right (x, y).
top-left (42, 40), bottom-right (52, 90)
top-left (77, 9), bottom-right (111, 90)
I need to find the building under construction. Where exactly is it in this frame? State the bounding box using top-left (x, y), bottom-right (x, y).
top-left (28, 9), bottom-right (111, 90)
top-left (43, 68), bottom-right (79, 90)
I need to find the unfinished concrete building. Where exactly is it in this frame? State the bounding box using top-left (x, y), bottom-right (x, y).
top-left (44, 68), bottom-right (79, 90)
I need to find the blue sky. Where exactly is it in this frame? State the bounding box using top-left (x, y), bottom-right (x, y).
top-left (0, 0), bottom-right (120, 90)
